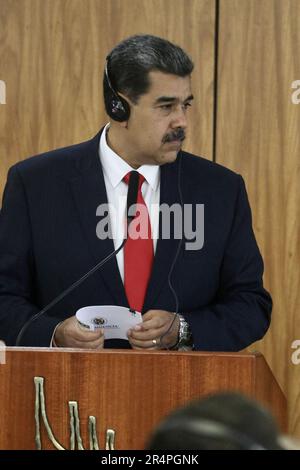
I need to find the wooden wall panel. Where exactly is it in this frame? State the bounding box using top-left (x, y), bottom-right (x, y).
top-left (1, 0), bottom-right (299, 441)
top-left (217, 0), bottom-right (300, 436)
top-left (0, 0), bottom-right (215, 199)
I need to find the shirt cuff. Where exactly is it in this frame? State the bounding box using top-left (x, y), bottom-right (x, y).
top-left (50, 322), bottom-right (62, 347)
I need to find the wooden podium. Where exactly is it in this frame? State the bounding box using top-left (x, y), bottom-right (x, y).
top-left (0, 348), bottom-right (286, 450)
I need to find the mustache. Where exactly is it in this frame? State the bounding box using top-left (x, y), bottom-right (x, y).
top-left (162, 128), bottom-right (186, 143)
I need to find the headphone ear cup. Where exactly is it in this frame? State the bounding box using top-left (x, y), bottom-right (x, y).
top-left (104, 57), bottom-right (130, 122)
top-left (110, 95), bottom-right (130, 122)
top-left (120, 96), bottom-right (130, 120)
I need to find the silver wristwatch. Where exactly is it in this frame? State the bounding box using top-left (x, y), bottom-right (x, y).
top-left (174, 314), bottom-right (194, 350)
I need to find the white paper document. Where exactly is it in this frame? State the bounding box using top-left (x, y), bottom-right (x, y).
top-left (76, 305), bottom-right (142, 340)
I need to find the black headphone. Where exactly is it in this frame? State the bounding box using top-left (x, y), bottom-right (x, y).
top-left (154, 418), bottom-right (268, 450)
top-left (104, 55), bottom-right (131, 122)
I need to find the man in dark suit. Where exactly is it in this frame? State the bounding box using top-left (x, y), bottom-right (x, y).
top-left (0, 35), bottom-right (272, 350)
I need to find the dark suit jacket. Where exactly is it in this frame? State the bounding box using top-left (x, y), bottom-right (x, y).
top-left (0, 130), bottom-right (272, 349)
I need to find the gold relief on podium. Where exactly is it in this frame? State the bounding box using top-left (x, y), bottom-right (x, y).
top-left (34, 377), bottom-right (115, 450)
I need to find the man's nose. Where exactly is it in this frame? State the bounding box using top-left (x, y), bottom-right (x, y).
top-left (171, 106), bottom-right (188, 129)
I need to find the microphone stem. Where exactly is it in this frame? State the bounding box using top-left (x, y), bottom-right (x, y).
top-left (15, 238), bottom-right (127, 346)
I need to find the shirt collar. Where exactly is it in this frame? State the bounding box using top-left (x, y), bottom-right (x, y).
top-left (99, 123), bottom-right (160, 190)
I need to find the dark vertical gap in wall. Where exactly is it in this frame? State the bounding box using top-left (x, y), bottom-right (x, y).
top-left (212, 0), bottom-right (220, 163)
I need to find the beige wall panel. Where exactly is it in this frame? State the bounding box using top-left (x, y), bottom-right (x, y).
top-left (217, 0), bottom-right (300, 435)
top-left (0, 0), bottom-right (215, 198)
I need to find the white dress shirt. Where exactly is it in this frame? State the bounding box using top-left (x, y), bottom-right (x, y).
top-left (99, 123), bottom-right (160, 282)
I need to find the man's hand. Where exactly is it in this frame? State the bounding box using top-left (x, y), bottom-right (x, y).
top-left (54, 315), bottom-right (104, 349)
top-left (127, 310), bottom-right (179, 350)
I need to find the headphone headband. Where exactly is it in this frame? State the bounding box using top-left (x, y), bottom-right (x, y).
top-left (155, 417), bottom-right (267, 450)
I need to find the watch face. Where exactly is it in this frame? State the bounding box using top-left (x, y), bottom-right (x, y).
top-left (178, 317), bottom-right (193, 347)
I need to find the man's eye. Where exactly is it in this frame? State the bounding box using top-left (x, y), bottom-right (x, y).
top-left (159, 102), bottom-right (192, 111)
top-left (160, 104), bottom-right (173, 110)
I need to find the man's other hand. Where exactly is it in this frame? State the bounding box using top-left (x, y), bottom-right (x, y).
top-left (54, 316), bottom-right (104, 349)
top-left (127, 310), bottom-right (179, 350)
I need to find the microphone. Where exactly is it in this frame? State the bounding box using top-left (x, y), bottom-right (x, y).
top-left (15, 171), bottom-right (140, 346)
top-left (158, 152), bottom-right (183, 350)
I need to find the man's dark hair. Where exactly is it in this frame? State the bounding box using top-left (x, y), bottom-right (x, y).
top-left (103, 34), bottom-right (194, 112)
top-left (147, 392), bottom-right (283, 450)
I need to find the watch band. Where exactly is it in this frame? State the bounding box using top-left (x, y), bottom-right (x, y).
top-left (171, 314), bottom-right (194, 351)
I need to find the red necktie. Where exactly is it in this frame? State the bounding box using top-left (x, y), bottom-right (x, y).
top-left (123, 172), bottom-right (154, 312)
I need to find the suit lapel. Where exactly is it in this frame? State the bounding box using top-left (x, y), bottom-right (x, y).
top-left (69, 132), bottom-right (128, 307)
top-left (143, 157), bottom-right (182, 313)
